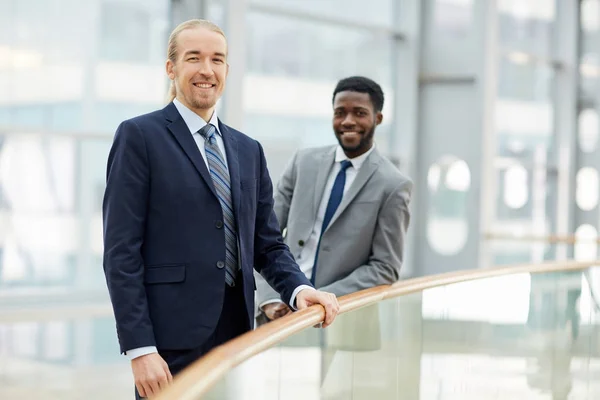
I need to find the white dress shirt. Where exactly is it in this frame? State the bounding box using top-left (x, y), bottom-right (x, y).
top-left (259, 144), bottom-right (375, 309)
top-left (127, 99), bottom-right (310, 360)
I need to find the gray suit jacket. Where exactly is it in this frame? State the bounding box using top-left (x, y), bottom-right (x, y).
top-left (256, 145), bottom-right (412, 306)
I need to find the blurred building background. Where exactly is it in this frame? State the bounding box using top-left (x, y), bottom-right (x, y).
top-left (1, 0), bottom-right (600, 398)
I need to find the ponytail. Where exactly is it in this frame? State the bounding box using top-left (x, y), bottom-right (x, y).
top-left (167, 81), bottom-right (176, 103)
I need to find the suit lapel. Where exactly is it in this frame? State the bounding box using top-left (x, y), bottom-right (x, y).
top-left (324, 150), bottom-right (380, 232)
top-left (313, 147), bottom-right (336, 217)
top-left (219, 121), bottom-right (242, 222)
top-left (164, 103), bottom-right (218, 199)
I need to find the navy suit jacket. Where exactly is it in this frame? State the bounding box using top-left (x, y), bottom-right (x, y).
top-left (102, 102), bottom-right (311, 353)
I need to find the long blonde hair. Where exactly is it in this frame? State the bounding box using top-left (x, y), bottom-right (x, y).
top-left (166, 19), bottom-right (227, 103)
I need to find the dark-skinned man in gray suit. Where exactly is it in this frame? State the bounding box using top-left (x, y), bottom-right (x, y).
top-left (256, 76), bottom-right (413, 322)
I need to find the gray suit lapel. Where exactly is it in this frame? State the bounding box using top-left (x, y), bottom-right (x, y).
top-left (324, 149), bottom-right (381, 232)
top-left (312, 147), bottom-right (336, 217)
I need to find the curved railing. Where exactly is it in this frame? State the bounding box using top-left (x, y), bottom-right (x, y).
top-left (156, 259), bottom-right (599, 400)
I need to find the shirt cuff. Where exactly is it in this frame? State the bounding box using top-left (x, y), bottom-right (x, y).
top-left (126, 346), bottom-right (158, 360)
top-left (289, 285), bottom-right (315, 310)
top-left (259, 298), bottom-right (284, 310)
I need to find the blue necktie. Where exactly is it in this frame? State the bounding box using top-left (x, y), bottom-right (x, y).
top-left (199, 124), bottom-right (238, 286)
top-left (310, 160), bottom-right (352, 284)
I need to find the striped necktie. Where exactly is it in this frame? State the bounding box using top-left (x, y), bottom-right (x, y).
top-left (199, 124), bottom-right (238, 286)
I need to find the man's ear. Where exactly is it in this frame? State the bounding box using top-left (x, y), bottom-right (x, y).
top-left (166, 59), bottom-right (175, 80)
top-left (376, 112), bottom-right (383, 126)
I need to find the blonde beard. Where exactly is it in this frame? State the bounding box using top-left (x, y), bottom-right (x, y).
top-left (189, 95), bottom-right (216, 111)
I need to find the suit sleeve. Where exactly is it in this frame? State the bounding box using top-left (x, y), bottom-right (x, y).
top-left (255, 151), bottom-right (299, 308)
top-left (319, 179), bottom-right (413, 296)
top-left (253, 143), bottom-right (312, 306)
top-left (102, 119), bottom-right (156, 353)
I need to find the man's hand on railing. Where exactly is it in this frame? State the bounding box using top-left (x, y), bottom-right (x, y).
top-left (131, 353), bottom-right (173, 398)
top-left (262, 302), bottom-right (292, 321)
top-left (296, 289), bottom-right (340, 328)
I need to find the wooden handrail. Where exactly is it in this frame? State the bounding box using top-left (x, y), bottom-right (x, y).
top-left (155, 259), bottom-right (598, 400)
top-left (483, 232), bottom-right (600, 244)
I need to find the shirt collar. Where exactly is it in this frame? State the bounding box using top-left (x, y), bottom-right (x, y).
top-left (334, 144), bottom-right (375, 170)
top-left (173, 98), bottom-right (221, 136)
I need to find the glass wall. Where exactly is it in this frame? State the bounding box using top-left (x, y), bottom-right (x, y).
top-left (0, 0), bottom-right (170, 383)
top-left (202, 268), bottom-right (600, 400)
top-left (576, 0), bottom-right (600, 263)
top-left (0, 0), bottom-right (169, 289)
top-left (1, 1), bottom-right (592, 291)
top-left (0, 0), bottom-right (169, 133)
top-left (490, 0), bottom-right (559, 265)
top-left (239, 0), bottom-right (400, 179)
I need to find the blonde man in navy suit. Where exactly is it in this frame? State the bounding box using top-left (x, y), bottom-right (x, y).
top-left (102, 19), bottom-right (339, 399)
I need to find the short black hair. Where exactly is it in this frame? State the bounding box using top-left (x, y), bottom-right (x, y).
top-left (332, 76), bottom-right (384, 112)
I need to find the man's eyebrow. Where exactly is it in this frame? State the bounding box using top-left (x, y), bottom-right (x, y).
top-left (334, 106), bottom-right (369, 111)
top-left (183, 50), bottom-right (227, 58)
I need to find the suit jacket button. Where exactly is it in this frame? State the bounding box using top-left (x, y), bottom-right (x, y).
top-left (216, 261), bottom-right (225, 269)
top-left (298, 240), bottom-right (305, 246)
top-left (215, 220), bottom-right (223, 229)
